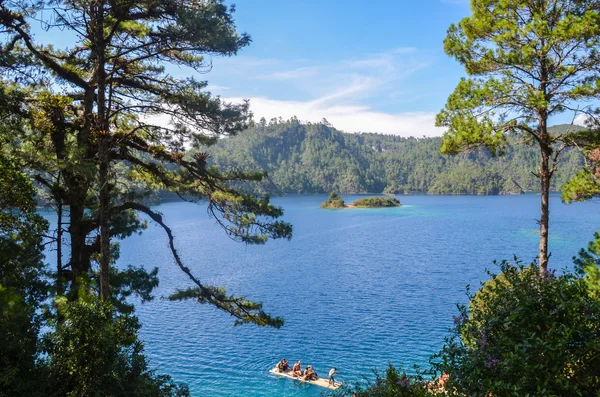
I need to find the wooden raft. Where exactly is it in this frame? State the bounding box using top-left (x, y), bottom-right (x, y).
top-left (269, 368), bottom-right (341, 390)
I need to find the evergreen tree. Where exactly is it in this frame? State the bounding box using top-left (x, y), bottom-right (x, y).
top-left (199, 119), bottom-right (584, 196)
top-left (562, 127), bottom-right (600, 202)
top-left (45, 292), bottom-right (190, 397)
top-left (435, 0), bottom-right (600, 272)
top-left (0, 153), bottom-right (48, 397)
top-left (0, 0), bottom-right (291, 326)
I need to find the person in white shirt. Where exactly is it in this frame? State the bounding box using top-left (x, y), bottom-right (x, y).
top-left (328, 367), bottom-right (338, 386)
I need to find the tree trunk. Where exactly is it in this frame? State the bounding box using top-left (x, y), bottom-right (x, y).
top-left (98, 137), bottom-right (110, 300)
top-left (56, 189), bottom-right (63, 296)
top-left (95, 0), bottom-right (111, 301)
top-left (539, 147), bottom-right (551, 272)
top-left (68, 200), bottom-right (88, 294)
top-left (538, 110), bottom-right (552, 273)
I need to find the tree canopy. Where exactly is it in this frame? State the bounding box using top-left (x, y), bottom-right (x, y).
top-left (320, 191), bottom-right (346, 208)
top-left (0, 1), bottom-right (294, 395)
top-left (198, 118), bottom-right (584, 196)
top-left (436, 0), bottom-right (600, 271)
top-left (0, 0), bottom-right (291, 326)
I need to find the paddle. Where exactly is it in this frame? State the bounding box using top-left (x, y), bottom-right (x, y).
top-left (336, 373), bottom-right (348, 387)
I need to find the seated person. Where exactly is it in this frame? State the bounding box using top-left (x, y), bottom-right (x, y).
top-left (291, 361), bottom-right (302, 377)
top-left (302, 365), bottom-right (318, 381)
top-left (276, 358), bottom-right (289, 372)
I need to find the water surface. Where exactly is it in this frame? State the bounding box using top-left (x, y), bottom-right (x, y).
top-left (55, 194), bottom-right (600, 396)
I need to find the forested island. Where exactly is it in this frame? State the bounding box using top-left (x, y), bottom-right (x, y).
top-left (198, 119), bottom-right (585, 196)
top-left (320, 192), bottom-right (401, 208)
top-left (320, 192), bottom-right (346, 208)
top-left (351, 197), bottom-right (401, 208)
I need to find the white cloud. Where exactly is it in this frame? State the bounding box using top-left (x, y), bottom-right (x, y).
top-left (203, 48), bottom-right (444, 136)
top-left (574, 113), bottom-right (589, 126)
top-left (205, 84), bottom-right (230, 94)
top-left (212, 47), bottom-right (433, 101)
top-left (227, 95), bottom-right (444, 137)
top-left (259, 66), bottom-right (319, 80)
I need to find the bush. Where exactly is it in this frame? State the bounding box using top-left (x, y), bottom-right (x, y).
top-left (351, 197), bottom-right (401, 208)
top-left (0, 286), bottom-right (43, 397)
top-left (435, 259), bottom-right (600, 396)
top-left (44, 292), bottom-right (189, 397)
top-left (321, 191), bottom-right (346, 208)
top-left (331, 365), bottom-right (437, 397)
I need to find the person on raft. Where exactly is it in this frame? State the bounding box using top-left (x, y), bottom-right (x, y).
top-left (328, 367), bottom-right (338, 386)
top-left (276, 358), bottom-right (289, 372)
top-left (291, 361), bottom-right (302, 377)
top-left (302, 365), bottom-right (317, 381)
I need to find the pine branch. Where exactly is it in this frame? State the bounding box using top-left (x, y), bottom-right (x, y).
top-left (112, 201), bottom-right (284, 327)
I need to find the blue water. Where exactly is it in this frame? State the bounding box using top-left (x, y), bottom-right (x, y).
top-left (46, 194), bottom-right (600, 396)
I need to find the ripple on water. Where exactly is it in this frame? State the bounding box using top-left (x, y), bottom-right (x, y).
top-left (74, 194), bottom-right (600, 396)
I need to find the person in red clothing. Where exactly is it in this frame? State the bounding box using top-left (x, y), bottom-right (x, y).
top-left (291, 361), bottom-right (302, 377)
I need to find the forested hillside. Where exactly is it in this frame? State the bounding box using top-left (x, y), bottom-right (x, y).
top-left (201, 118), bottom-right (584, 195)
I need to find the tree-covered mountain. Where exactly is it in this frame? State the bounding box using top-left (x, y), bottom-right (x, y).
top-left (200, 118), bottom-right (585, 195)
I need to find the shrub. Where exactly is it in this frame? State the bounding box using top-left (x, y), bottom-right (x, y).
top-left (435, 259), bottom-right (600, 396)
top-left (44, 291), bottom-right (189, 397)
top-left (321, 191), bottom-right (346, 208)
top-left (331, 365), bottom-right (437, 397)
top-left (352, 197), bottom-right (401, 208)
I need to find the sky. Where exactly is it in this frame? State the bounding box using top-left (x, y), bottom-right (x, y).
top-left (29, 0), bottom-right (587, 137)
top-left (200, 0), bottom-right (473, 137)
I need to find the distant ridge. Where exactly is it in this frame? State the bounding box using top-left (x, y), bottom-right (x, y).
top-left (548, 123), bottom-right (586, 134)
top-left (200, 119), bottom-right (585, 196)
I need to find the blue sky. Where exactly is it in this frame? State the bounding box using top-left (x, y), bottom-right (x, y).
top-left (203, 0), bottom-right (473, 136)
top-left (30, 0), bottom-right (584, 136)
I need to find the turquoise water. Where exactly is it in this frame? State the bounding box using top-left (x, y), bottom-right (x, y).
top-left (49, 194), bottom-right (600, 396)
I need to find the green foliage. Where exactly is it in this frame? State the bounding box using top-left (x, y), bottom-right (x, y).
top-left (0, 0), bottom-right (291, 326)
top-left (437, 0), bottom-right (600, 269)
top-left (437, 1), bottom-right (600, 148)
top-left (0, 154), bottom-right (48, 305)
top-left (352, 197), bottom-right (401, 208)
top-left (573, 232), bottom-right (600, 300)
top-left (0, 154), bottom-right (47, 396)
top-left (169, 286), bottom-right (284, 328)
top-left (562, 169), bottom-right (600, 203)
top-left (109, 266), bottom-right (159, 315)
top-left (320, 191), bottom-right (346, 208)
top-left (200, 119), bottom-right (584, 196)
top-left (562, 129), bottom-right (600, 203)
top-left (45, 292), bottom-right (189, 397)
top-left (0, 286), bottom-right (42, 397)
top-left (435, 260), bottom-right (600, 396)
top-left (0, 1), bottom-right (292, 394)
top-left (331, 365), bottom-right (436, 397)
top-left (0, 150), bottom-right (186, 396)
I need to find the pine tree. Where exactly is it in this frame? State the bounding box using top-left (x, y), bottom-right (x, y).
top-left (436, 0), bottom-right (600, 272)
top-left (0, 0), bottom-right (291, 326)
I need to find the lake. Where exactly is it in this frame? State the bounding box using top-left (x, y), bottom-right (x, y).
top-left (58, 194), bottom-right (600, 396)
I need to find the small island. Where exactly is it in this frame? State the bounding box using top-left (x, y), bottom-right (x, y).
top-left (320, 191), bottom-right (346, 208)
top-left (351, 196), bottom-right (401, 208)
top-left (321, 193), bottom-right (402, 209)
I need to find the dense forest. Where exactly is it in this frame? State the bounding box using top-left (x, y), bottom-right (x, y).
top-left (200, 118), bottom-right (585, 196)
